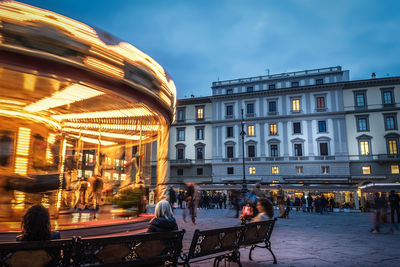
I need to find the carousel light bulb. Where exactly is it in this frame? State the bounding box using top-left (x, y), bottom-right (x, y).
top-left (52, 107), bottom-right (153, 120)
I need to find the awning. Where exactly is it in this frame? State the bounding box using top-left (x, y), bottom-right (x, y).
top-left (360, 183), bottom-right (400, 192)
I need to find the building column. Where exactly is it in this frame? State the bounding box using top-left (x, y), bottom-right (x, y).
top-left (156, 118), bottom-right (169, 202)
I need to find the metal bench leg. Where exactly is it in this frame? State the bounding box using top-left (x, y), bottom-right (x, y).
top-left (249, 245), bottom-right (256, 261)
top-left (265, 240), bottom-right (277, 264)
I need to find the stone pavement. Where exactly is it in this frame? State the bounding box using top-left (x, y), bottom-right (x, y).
top-left (173, 208), bottom-right (400, 267)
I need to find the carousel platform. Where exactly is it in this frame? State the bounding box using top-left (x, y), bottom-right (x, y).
top-left (0, 206), bottom-right (153, 242)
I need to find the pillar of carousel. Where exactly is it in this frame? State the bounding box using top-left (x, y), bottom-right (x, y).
top-left (0, 1), bottom-right (176, 221)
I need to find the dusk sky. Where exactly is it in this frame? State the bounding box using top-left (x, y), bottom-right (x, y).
top-left (20, 0), bottom-right (400, 99)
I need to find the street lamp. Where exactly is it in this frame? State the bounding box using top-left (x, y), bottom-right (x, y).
top-left (240, 109), bottom-right (248, 193)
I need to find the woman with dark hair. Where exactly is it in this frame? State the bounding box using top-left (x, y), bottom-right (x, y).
top-left (16, 204), bottom-right (60, 241)
top-left (251, 198), bottom-right (274, 222)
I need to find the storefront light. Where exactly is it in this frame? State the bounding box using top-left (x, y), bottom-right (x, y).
top-left (24, 84), bottom-right (104, 112)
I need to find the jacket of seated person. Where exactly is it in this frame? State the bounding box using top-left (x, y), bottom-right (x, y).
top-left (147, 200), bottom-right (178, 232)
top-left (16, 231), bottom-right (60, 241)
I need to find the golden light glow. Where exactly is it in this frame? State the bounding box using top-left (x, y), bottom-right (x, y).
top-left (249, 166), bottom-right (256, 174)
top-left (360, 141), bottom-right (370, 155)
top-left (63, 127), bottom-right (143, 140)
top-left (391, 165), bottom-right (400, 174)
top-left (159, 91), bottom-right (171, 106)
top-left (0, 109), bottom-right (61, 129)
top-left (11, 191), bottom-right (25, 210)
top-left (197, 107), bottom-right (204, 119)
top-left (41, 194), bottom-right (50, 209)
top-left (292, 99), bottom-right (300, 112)
top-left (269, 123), bottom-right (277, 135)
top-left (56, 139), bottom-right (67, 213)
top-left (247, 125), bottom-right (255, 137)
top-left (85, 56), bottom-right (124, 79)
top-left (24, 84), bottom-right (104, 112)
top-left (362, 165), bottom-right (371, 175)
top-left (14, 127), bottom-right (31, 175)
top-left (0, 99), bottom-right (26, 105)
top-left (23, 73), bottom-right (36, 92)
top-left (69, 134), bottom-right (117, 146)
top-left (52, 107), bottom-right (153, 120)
top-left (62, 122), bottom-right (160, 131)
top-left (46, 133), bottom-right (56, 164)
top-left (272, 166), bottom-right (279, 174)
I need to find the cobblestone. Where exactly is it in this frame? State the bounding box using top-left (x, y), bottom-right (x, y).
top-left (173, 208), bottom-right (400, 266)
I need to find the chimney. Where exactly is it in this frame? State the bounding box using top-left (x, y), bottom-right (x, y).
top-left (371, 72), bottom-right (376, 79)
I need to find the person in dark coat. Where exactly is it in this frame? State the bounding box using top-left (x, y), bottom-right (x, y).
top-left (168, 186), bottom-right (177, 209)
top-left (389, 190), bottom-right (400, 232)
top-left (147, 200), bottom-right (178, 232)
top-left (307, 193), bottom-right (314, 212)
top-left (16, 205), bottom-right (60, 241)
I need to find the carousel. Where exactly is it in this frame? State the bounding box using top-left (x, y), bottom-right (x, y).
top-left (0, 1), bottom-right (175, 234)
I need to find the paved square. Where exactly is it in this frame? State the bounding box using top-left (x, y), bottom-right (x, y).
top-left (173, 208), bottom-right (400, 266)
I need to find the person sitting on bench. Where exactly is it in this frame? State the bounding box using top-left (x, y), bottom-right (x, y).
top-left (16, 204), bottom-right (60, 241)
top-left (251, 198), bottom-right (274, 222)
top-left (147, 200), bottom-right (178, 232)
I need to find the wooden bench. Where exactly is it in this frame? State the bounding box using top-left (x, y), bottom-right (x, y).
top-left (179, 225), bottom-right (246, 267)
top-left (241, 218), bottom-right (277, 264)
top-left (74, 230), bottom-right (185, 266)
top-left (0, 238), bottom-right (75, 267)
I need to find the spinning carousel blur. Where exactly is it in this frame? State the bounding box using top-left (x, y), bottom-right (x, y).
top-left (0, 1), bottom-right (175, 235)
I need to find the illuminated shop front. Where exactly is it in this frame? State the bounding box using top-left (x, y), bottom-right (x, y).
top-left (0, 1), bottom-right (176, 221)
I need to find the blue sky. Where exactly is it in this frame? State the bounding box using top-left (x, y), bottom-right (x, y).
top-left (20, 0), bottom-right (400, 98)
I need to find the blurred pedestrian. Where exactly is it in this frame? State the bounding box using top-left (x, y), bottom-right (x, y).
top-left (252, 183), bottom-right (266, 198)
top-left (17, 205), bottom-right (60, 241)
top-left (389, 190), bottom-right (399, 232)
top-left (370, 193), bottom-right (384, 233)
top-left (251, 198), bottom-right (274, 222)
top-left (329, 196), bottom-right (335, 212)
top-left (147, 200), bottom-right (178, 232)
top-left (182, 183), bottom-right (198, 224)
top-left (276, 185), bottom-right (285, 218)
top-left (168, 185), bottom-right (177, 209)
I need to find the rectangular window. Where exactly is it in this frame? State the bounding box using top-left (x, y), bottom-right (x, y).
top-left (388, 139), bottom-right (398, 154)
top-left (360, 141), bottom-right (370, 155)
top-left (196, 106), bottom-right (204, 120)
top-left (385, 115), bottom-right (396, 130)
top-left (197, 168), bottom-right (203, 175)
top-left (391, 165), bottom-right (399, 174)
top-left (249, 166), bottom-right (256, 174)
top-left (177, 148), bottom-right (184, 160)
top-left (294, 144), bottom-right (303, 156)
top-left (322, 166), bottom-right (330, 174)
top-left (226, 105), bottom-right (233, 116)
top-left (268, 101), bottom-right (277, 113)
top-left (354, 91), bottom-right (366, 108)
top-left (226, 89), bottom-right (233, 95)
top-left (196, 127), bottom-right (204, 140)
top-left (357, 117), bottom-right (369, 131)
top-left (247, 125), bottom-right (255, 136)
top-left (177, 129), bottom-right (185, 141)
top-left (270, 144), bottom-right (278, 157)
top-left (383, 90), bottom-right (394, 105)
top-left (269, 123), bottom-right (277, 135)
top-left (316, 79), bottom-right (324, 85)
top-left (177, 169), bottom-right (183, 176)
top-left (226, 126), bottom-right (234, 138)
top-left (362, 165), bottom-right (371, 175)
top-left (293, 122), bottom-right (301, 134)
top-left (320, 143), bottom-right (328, 156)
top-left (227, 167), bottom-right (234, 174)
top-left (247, 86), bottom-right (254, 92)
top-left (292, 99), bottom-right (301, 112)
top-left (196, 147), bottom-right (204, 160)
top-left (177, 109), bottom-right (185, 121)
top-left (318, 121), bottom-right (327, 133)
top-left (248, 145), bottom-right (255, 157)
top-left (268, 84), bottom-right (276, 90)
top-left (296, 166), bottom-right (303, 174)
top-left (227, 146), bottom-right (234, 158)
top-left (291, 81), bottom-right (299, 87)
top-left (316, 96), bottom-right (325, 109)
top-left (272, 166), bottom-right (279, 174)
top-left (246, 103), bottom-right (254, 115)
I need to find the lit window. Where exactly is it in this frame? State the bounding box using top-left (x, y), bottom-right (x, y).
top-left (247, 125), bottom-right (255, 136)
top-left (391, 165), bottom-right (399, 174)
top-left (272, 166), bottom-right (279, 174)
top-left (196, 107), bottom-right (204, 120)
top-left (269, 123), bottom-right (277, 135)
top-left (316, 96), bottom-right (325, 109)
top-left (292, 99), bottom-right (300, 112)
top-left (322, 166), bottom-right (330, 174)
top-left (360, 141), bottom-right (370, 155)
top-left (296, 166), bottom-right (303, 174)
top-left (249, 166), bottom-right (256, 174)
top-left (388, 139), bottom-right (398, 154)
top-left (362, 165), bottom-right (371, 175)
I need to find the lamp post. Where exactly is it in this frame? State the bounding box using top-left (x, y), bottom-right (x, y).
top-left (240, 109), bottom-right (248, 193)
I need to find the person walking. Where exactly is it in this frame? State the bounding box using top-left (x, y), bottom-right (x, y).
top-left (320, 194), bottom-right (328, 215)
top-left (301, 194), bottom-right (307, 212)
top-left (276, 185), bottom-right (285, 218)
top-left (388, 190), bottom-right (399, 232)
top-left (168, 186), bottom-right (177, 210)
top-left (307, 193), bottom-right (314, 212)
top-left (294, 196), bottom-right (300, 212)
top-left (329, 196), bottom-right (335, 212)
top-left (370, 193), bottom-right (384, 234)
